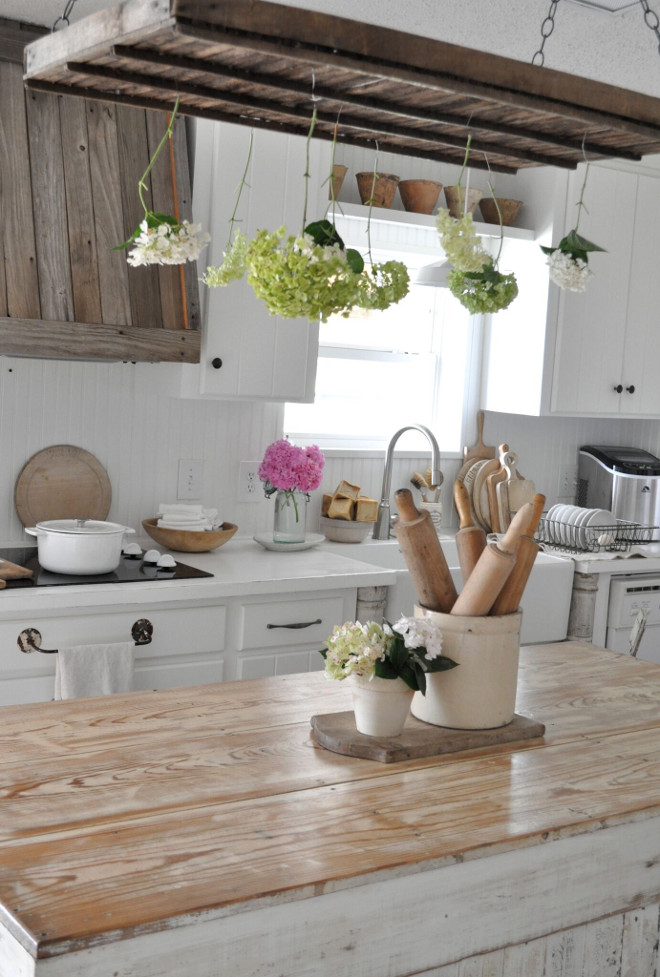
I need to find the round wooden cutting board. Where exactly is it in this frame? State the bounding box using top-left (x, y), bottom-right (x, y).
top-left (14, 445), bottom-right (112, 527)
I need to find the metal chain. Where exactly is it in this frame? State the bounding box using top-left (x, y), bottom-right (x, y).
top-left (639, 0), bottom-right (660, 54)
top-left (52, 0), bottom-right (79, 31)
top-left (532, 0), bottom-right (561, 66)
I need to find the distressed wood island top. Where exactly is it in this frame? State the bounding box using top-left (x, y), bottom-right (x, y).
top-left (1, 641), bottom-right (660, 977)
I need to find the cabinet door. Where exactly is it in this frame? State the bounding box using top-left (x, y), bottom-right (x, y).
top-left (620, 172), bottom-right (660, 415)
top-left (192, 121), bottom-right (320, 401)
top-left (550, 165), bottom-right (636, 414)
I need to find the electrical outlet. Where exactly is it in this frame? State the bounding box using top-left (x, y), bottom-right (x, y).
top-left (560, 468), bottom-right (578, 497)
top-left (238, 461), bottom-right (261, 502)
top-left (177, 459), bottom-right (203, 500)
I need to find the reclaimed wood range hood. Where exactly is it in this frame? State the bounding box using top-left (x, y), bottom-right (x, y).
top-left (22, 0), bottom-right (660, 174)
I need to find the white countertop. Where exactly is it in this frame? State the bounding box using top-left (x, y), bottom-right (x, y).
top-left (0, 536), bottom-right (397, 616)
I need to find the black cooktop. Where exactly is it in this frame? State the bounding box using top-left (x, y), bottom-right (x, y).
top-left (0, 547), bottom-right (214, 588)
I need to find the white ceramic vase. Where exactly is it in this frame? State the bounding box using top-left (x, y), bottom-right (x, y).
top-left (350, 674), bottom-right (414, 737)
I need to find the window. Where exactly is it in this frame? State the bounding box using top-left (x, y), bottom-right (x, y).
top-left (284, 230), bottom-right (478, 453)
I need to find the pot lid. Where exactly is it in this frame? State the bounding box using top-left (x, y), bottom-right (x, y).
top-left (35, 519), bottom-right (128, 535)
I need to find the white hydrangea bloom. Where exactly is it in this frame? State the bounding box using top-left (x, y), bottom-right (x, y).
top-left (128, 219), bottom-right (210, 267)
top-left (546, 249), bottom-right (593, 292)
top-left (392, 616), bottom-right (443, 661)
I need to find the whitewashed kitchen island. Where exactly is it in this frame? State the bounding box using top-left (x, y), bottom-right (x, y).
top-left (0, 641), bottom-right (659, 977)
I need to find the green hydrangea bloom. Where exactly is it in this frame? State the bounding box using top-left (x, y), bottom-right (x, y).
top-left (436, 208), bottom-right (490, 273)
top-left (202, 231), bottom-right (249, 286)
top-left (448, 263), bottom-right (518, 314)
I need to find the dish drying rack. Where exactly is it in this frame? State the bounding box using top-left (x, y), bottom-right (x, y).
top-left (535, 517), bottom-right (658, 555)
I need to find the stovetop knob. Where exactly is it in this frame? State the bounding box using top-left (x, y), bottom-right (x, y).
top-left (143, 549), bottom-right (161, 565)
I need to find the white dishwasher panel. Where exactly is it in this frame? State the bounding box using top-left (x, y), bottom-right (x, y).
top-left (606, 575), bottom-right (660, 664)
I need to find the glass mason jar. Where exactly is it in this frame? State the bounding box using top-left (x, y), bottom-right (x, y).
top-left (273, 489), bottom-right (308, 543)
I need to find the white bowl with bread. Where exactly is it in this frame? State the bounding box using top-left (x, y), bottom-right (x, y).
top-left (320, 479), bottom-right (377, 543)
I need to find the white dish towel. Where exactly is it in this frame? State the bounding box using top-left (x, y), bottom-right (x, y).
top-left (54, 642), bottom-right (135, 700)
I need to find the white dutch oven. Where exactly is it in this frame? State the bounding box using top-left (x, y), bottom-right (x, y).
top-left (25, 519), bottom-right (135, 574)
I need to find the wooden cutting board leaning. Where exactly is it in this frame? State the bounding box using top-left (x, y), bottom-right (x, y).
top-left (14, 444), bottom-right (112, 527)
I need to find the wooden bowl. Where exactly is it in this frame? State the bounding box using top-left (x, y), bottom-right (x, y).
top-left (478, 197), bottom-right (523, 226)
top-left (142, 518), bottom-right (238, 553)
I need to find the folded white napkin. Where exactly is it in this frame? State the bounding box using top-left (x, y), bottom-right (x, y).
top-left (157, 517), bottom-right (213, 530)
top-left (158, 503), bottom-right (204, 516)
top-left (54, 642), bottom-right (135, 700)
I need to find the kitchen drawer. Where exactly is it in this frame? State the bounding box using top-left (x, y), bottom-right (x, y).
top-left (236, 596), bottom-right (344, 650)
top-left (0, 605), bottom-right (227, 675)
top-left (236, 649), bottom-right (325, 680)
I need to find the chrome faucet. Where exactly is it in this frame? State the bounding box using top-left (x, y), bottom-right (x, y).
top-left (373, 424), bottom-right (442, 540)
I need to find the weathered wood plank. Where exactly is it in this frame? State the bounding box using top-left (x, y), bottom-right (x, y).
top-left (84, 99), bottom-right (131, 326)
top-left (146, 107), bottom-right (185, 331)
top-left (0, 317), bottom-right (200, 362)
top-left (59, 95), bottom-right (103, 324)
top-left (620, 904), bottom-right (660, 977)
top-left (115, 102), bottom-right (162, 329)
top-left (25, 88), bottom-right (73, 321)
top-left (0, 60), bottom-right (40, 319)
top-left (173, 115), bottom-right (202, 331)
top-left (0, 16), bottom-right (43, 64)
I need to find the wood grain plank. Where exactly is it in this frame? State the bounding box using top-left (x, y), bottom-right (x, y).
top-left (0, 61), bottom-right (40, 319)
top-left (115, 102), bottom-right (162, 329)
top-left (25, 88), bottom-right (74, 321)
top-left (85, 99), bottom-right (131, 326)
top-left (146, 107), bottom-right (185, 331)
top-left (0, 317), bottom-right (200, 362)
top-left (620, 904), bottom-right (660, 977)
top-left (59, 95), bottom-right (102, 324)
top-left (173, 115), bottom-right (202, 331)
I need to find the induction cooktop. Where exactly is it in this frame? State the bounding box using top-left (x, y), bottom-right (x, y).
top-left (0, 547), bottom-right (213, 588)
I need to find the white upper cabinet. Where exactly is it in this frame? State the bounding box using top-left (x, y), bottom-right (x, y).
top-left (182, 120), bottom-right (323, 402)
top-left (483, 159), bottom-right (660, 417)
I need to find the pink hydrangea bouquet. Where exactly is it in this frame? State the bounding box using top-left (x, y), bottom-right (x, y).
top-left (258, 439), bottom-right (325, 501)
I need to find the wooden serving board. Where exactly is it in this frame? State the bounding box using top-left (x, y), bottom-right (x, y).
top-left (14, 444), bottom-right (112, 527)
top-left (311, 712), bottom-right (546, 763)
top-left (0, 558), bottom-right (33, 580)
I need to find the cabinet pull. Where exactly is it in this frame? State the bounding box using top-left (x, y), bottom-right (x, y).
top-left (266, 618), bottom-right (322, 630)
top-left (626, 384), bottom-right (636, 394)
top-left (614, 384), bottom-right (623, 393)
top-left (211, 357), bottom-right (223, 370)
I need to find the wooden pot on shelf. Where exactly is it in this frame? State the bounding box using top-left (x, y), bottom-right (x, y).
top-left (398, 179), bottom-right (443, 214)
top-left (479, 197), bottom-right (523, 226)
top-left (328, 163), bottom-right (348, 200)
top-left (444, 185), bottom-right (483, 218)
top-left (356, 171), bottom-right (400, 208)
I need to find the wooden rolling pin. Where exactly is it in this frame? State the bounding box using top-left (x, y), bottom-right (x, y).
top-left (490, 493), bottom-right (545, 616)
top-left (453, 479), bottom-right (486, 584)
top-left (393, 488), bottom-right (458, 613)
top-left (451, 503), bottom-right (535, 617)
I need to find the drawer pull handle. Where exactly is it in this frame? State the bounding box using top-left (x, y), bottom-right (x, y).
top-left (266, 618), bottom-right (322, 630)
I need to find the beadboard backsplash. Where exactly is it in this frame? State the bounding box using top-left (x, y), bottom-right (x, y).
top-left (0, 355), bottom-right (659, 546)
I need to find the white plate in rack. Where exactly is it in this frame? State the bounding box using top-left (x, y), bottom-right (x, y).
top-left (253, 533), bottom-right (325, 552)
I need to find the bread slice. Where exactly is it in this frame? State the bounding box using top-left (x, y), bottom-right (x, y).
top-left (327, 497), bottom-right (355, 520)
top-left (334, 479), bottom-right (360, 501)
top-left (356, 497), bottom-right (378, 523)
top-left (321, 493), bottom-right (333, 516)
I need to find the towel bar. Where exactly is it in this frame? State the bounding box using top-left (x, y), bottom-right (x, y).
top-left (17, 619), bottom-right (153, 654)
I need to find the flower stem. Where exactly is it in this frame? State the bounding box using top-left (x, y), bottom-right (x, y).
top-left (574, 161), bottom-right (591, 233)
top-left (302, 107), bottom-right (318, 232)
top-left (488, 178), bottom-right (504, 268)
top-left (226, 130), bottom-right (253, 248)
top-left (137, 96), bottom-right (180, 218)
top-left (366, 145), bottom-right (379, 268)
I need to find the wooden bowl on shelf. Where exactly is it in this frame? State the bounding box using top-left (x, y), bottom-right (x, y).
top-left (142, 518), bottom-right (238, 553)
top-left (478, 197), bottom-right (523, 226)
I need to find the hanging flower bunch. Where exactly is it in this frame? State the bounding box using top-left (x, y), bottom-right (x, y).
top-left (541, 162), bottom-right (605, 292)
top-left (116, 97), bottom-right (210, 267)
top-left (434, 138), bottom-right (518, 315)
top-left (202, 113), bottom-right (410, 321)
top-left (319, 616), bottom-right (457, 694)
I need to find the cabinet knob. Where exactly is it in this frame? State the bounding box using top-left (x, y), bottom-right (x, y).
top-left (626, 385), bottom-right (636, 394)
top-left (613, 384), bottom-right (623, 393)
top-left (211, 357), bottom-right (223, 370)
